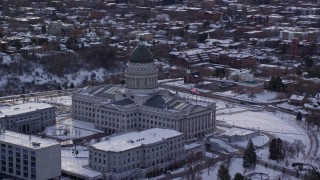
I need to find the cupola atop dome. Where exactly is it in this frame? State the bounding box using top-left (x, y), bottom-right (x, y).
top-left (129, 40), bottom-right (153, 63)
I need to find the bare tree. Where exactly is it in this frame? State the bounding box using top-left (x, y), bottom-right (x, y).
top-left (292, 139), bottom-right (306, 158)
top-left (283, 140), bottom-right (296, 159)
top-left (185, 152), bottom-right (202, 180)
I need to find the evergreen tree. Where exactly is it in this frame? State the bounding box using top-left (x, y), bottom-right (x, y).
top-left (63, 82), bottom-right (68, 89)
top-left (269, 138), bottom-right (285, 160)
top-left (267, 76), bottom-right (285, 92)
top-left (234, 172), bottom-right (245, 180)
top-left (304, 57), bottom-right (313, 68)
top-left (296, 111), bottom-right (302, 121)
top-left (277, 138), bottom-right (285, 159)
top-left (217, 164), bottom-right (231, 180)
top-left (243, 139), bottom-right (257, 168)
top-left (269, 138), bottom-right (278, 160)
top-left (69, 82), bottom-right (75, 89)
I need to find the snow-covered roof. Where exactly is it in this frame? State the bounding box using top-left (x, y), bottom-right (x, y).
top-left (91, 128), bottom-right (183, 152)
top-left (0, 130), bottom-right (58, 149)
top-left (61, 148), bottom-right (103, 178)
top-left (290, 95), bottom-right (305, 101)
top-left (0, 102), bottom-right (54, 118)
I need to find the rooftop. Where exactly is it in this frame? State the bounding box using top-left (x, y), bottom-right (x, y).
top-left (0, 130), bottom-right (59, 149)
top-left (0, 102), bottom-right (54, 118)
top-left (91, 128), bottom-right (183, 152)
top-left (144, 94), bottom-right (208, 113)
top-left (129, 41), bottom-right (153, 64)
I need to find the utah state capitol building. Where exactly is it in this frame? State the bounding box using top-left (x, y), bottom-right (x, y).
top-left (71, 41), bottom-right (216, 140)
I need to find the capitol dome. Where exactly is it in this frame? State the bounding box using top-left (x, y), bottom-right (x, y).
top-left (129, 42), bottom-right (153, 63)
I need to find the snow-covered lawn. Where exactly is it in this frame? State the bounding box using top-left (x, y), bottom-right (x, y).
top-left (256, 148), bottom-right (319, 172)
top-left (199, 158), bottom-right (298, 180)
top-left (37, 95), bottom-right (72, 106)
top-left (214, 90), bottom-right (287, 103)
top-left (236, 90), bottom-right (285, 103)
top-left (277, 102), bottom-right (308, 114)
top-left (45, 119), bottom-right (102, 140)
top-left (216, 106), bottom-right (249, 115)
top-left (218, 111), bottom-right (309, 145)
top-left (172, 158), bottom-right (297, 180)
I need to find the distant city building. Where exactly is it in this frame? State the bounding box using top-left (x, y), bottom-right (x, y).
top-left (47, 20), bottom-right (73, 35)
top-left (231, 69), bottom-right (264, 94)
top-left (0, 130), bottom-right (61, 180)
top-left (289, 94), bottom-right (306, 106)
top-left (89, 128), bottom-right (185, 179)
top-left (184, 70), bottom-right (203, 84)
top-left (72, 41), bottom-right (216, 140)
top-left (0, 103), bottom-right (56, 134)
top-left (20, 45), bottom-right (44, 55)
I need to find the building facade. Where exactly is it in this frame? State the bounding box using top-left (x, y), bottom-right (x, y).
top-left (0, 130), bottom-right (61, 180)
top-left (89, 128), bottom-right (184, 179)
top-left (0, 103), bottom-right (56, 134)
top-left (72, 41), bottom-right (216, 140)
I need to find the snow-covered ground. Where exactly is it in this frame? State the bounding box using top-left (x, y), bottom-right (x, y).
top-left (216, 106), bottom-right (248, 115)
top-left (277, 102), bottom-right (308, 114)
top-left (198, 158), bottom-right (298, 180)
top-left (256, 147), bottom-right (320, 172)
top-left (45, 119), bottom-right (102, 140)
top-left (231, 134), bottom-right (270, 148)
top-left (209, 138), bottom-right (237, 153)
top-left (61, 147), bottom-right (103, 178)
top-left (214, 90), bottom-right (287, 103)
top-left (37, 95), bottom-right (72, 106)
top-left (0, 63), bottom-right (123, 88)
top-left (219, 110), bottom-right (309, 144)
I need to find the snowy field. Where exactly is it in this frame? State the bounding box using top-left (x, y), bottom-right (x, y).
top-left (45, 119), bottom-right (102, 140)
top-left (218, 110), bottom-right (309, 145)
top-left (37, 95), bottom-right (72, 106)
top-left (216, 106), bottom-right (249, 115)
top-left (214, 90), bottom-right (287, 103)
top-left (277, 102), bottom-right (308, 114)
